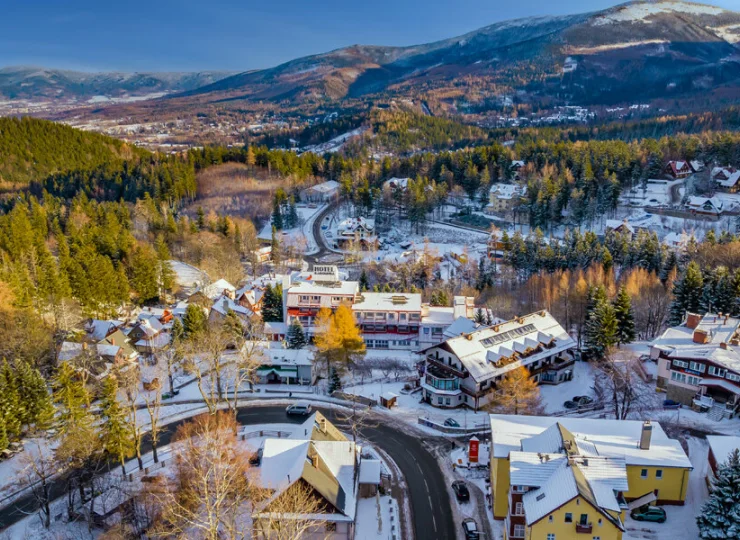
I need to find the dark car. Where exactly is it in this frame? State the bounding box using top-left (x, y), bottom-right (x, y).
top-left (462, 517), bottom-right (480, 539)
top-left (444, 418), bottom-right (461, 428)
top-left (249, 447), bottom-right (263, 466)
top-left (452, 480), bottom-right (470, 502)
top-left (663, 399), bottom-right (682, 410)
top-left (631, 506), bottom-right (666, 523)
top-left (564, 396), bottom-right (594, 409)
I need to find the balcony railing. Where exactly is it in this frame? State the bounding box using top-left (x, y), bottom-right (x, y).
top-left (575, 523), bottom-right (593, 534)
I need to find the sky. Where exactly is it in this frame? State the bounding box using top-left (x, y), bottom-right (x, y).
top-left (0, 0), bottom-right (737, 73)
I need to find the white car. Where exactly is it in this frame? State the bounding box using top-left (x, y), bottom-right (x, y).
top-left (286, 401), bottom-right (313, 416)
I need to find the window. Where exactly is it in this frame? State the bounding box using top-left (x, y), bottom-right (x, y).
top-left (671, 371), bottom-right (687, 384)
top-left (689, 361), bottom-right (705, 373)
top-left (727, 373), bottom-right (740, 382)
top-left (548, 516), bottom-right (553, 523)
top-left (513, 485), bottom-right (526, 493)
top-left (325, 523), bottom-right (337, 532)
top-left (656, 469), bottom-right (663, 479)
top-left (579, 514), bottom-right (589, 526)
top-left (515, 502), bottom-right (524, 515)
top-left (437, 397), bottom-right (443, 405)
top-left (687, 375), bottom-right (701, 386)
top-left (673, 360), bottom-right (689, 368)
top-left (640, 469), bottom-right (648, 478)
top-left (547, 534), bottom-right (555, 540)
top-left (513, 524), bottom-right (525, 538)
top-left (564, 513), bottom-right (573, 523)
top-left (445, 397), bottom-right (451, 406)
top-left (593, 537), bottom-right (601, 540)
top-left (709, 366), bottom-right (727, 377)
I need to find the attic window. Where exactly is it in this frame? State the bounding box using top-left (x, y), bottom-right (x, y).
top-left (536, 493), bottom-right (546, 502)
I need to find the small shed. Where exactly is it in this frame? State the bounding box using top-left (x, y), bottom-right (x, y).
top-left (359, 459), bottom-right (382, 498)
top-left (380, 392), bottom-right (398, 409)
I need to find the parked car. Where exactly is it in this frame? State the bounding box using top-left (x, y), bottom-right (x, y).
top-left (639, 354), bottom-right (651, 362)
top-left (452, 480), bottom-right (470, 502)
top-left (286, 401), bottom-right (313, 416)
top-left (631, 506), bottom-right (666, 523)
top-left (564, 396), bottom-right (594, 409)
top-left (663, 399), bottom-right (682, 410)
top-left (249, 447), bottom-right (263, 466)
top-left (461, 517), bottom-right (480, 539)
top-left (444, 418), bottom-right (460, 428)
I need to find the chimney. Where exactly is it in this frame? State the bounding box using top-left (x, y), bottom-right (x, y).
top-left (686, 313), bottom-right (702, 330)
top-left (82, 342), bottom-right (88, 350)
top-left (319, 417), bottom-right (326, 432)
top-left (721, 342), bottom-right (728, 350)
top-left (693, 329), bottom-right (709, 344)
top-left (639, 421), bottom-right (652, 450)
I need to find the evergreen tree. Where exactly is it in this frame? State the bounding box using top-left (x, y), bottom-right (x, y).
top-left (584, 286), bottom-right (617, 359)
top-left (0, 360), bottom-right (21, 438)
top-left (100, 376), bottom-right (134, 476)
top-left (287, 196), bottom-right (299, 229)
top-left (0, 416), bottom-right (7, 452)
top-left (697, 449), bottom-right (740, 538)
top-left (182, 304), bottom-right (207, 338)
top-left (271, 197), bottom-right (284, 230)
top-left (286, 319), bottom-right (307, 349)
top-left (669, 261), bottom-right (704, 326)
top-left (613, 286), bottom-right (636, 345)
top-left (359, 269), bottom-right (369, 292)
top-left (261, 284), bottom-right (284, 322)
top-left (474, 308), bottom-right (486, 324)
top-left (271, 226), bottom-right (281, 267)
top-left (129, 245), bottom-right (160, 304)
top-left (328, 367), bottom-right (342, 394)
top-left (196, 207), bottom-right (206, 230)
top-left (52, 362), bottom-right (93, 433)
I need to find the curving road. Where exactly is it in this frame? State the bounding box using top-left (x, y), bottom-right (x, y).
top-left (0, 405), bottom-right (456, 540)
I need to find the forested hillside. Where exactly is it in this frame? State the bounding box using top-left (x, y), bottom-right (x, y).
top-left (0, 117), bottom-right (142, 185)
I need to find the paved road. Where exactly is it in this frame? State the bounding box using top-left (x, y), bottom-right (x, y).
top-left (304, 201), bottom-right (340, 265)
top-left (0, 405), bottom-right (456, 540)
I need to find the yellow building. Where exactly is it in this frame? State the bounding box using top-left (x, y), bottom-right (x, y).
top-left (490, 415), bottom-right (693, 539)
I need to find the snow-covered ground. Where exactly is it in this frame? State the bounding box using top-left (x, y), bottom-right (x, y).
top-left (539, 360), bottom-right (597, 414)
top-left (169, 259), bottom-right (208, 295)
top-left (257, 204), bottom-right (325, 251)
top-left (623, 437), bottom-right (708, 540)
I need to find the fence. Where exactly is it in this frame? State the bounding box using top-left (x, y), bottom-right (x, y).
top-left (240, 429), bottom-right (293, 440)
top-left (417, 417), bottom-right (491, 435)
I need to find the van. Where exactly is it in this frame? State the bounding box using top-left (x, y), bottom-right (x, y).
top-left (286, 401), bottom-right (313, 416)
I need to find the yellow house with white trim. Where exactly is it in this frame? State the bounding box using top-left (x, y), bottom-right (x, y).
top-left (490, 415), bottom-right (693, 539)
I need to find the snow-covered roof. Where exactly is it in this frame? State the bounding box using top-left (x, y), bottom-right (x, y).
top-left (135, 332), bottom-right (170, 349)
top-left (192, 278), bottom-right (236, 301)
top-left (336, 216), bottom-right (375, 235)
top-left (264, 321), bottom-right (288, 335)
top-left (210, 294), bottom-right (253, 318)
top-left (521, 455), bottom-right (626, 528)
top-left (352, 292), bottom-right (422, 313)
top-left (259, 438), bottom-right (358, 520)
top-left (255, 345), bottom-right (313, 367)
top-left (424, 311), bottom-right (575, 383)
top-left (359, 459), bottom-right (381, 484)
top-left (605, 219), bottom-right (634, 234)
top-left (707, 435), bottom-right (740, 465)
top-left (510, 452), bottom-right (567, 486)
top-left (489, 183), bottom-right (526, 200)
top-left (383, 177), bottom-right (411, 190)
top-left (651, 313), bottom-right (740, 374)
top-left (86, 319), bottom-right (123, 341)
top-left (522, 460), bottom-right (579, 525)
top-left (287, 279), bottom-right (359, 297)
top-left (662, 231), bottom-right (694, 248)
top-left (421, 306), bottom-right (455, 327)
top-left (304, 180), bottom-right (340, 194)
top-left (687, 196), bottom-right (723, 213)
top-left (443, 317), bottom-right (479, 339)
top-left (490, 415), bottom-right (692, 469)
top-left (716, 170), bottom-right (740, 188)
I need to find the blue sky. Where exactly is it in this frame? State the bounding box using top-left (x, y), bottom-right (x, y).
top-left (0, 0), bottom-right (736, 72)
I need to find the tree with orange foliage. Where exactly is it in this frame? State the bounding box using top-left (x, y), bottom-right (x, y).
top-left (313, 304), bottom-right (366, 377)
top-left (486, 367), bottom-right (543, 415)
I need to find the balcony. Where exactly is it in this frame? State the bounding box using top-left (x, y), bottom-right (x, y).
top-left (426, 356), bottom-right (466, 379)
top-left (575, 523), bottom-right (593, 534)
